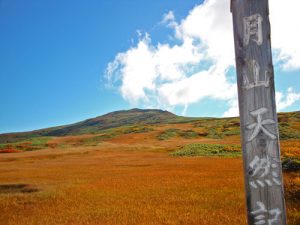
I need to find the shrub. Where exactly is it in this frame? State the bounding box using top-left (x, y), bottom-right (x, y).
top-left (171, 143), bottom-right (241, 157)
top-left (282, 158), bottom-right (300, 172)
top-left (179, 130), bottom-right (199, 139)
top-left (157, 129), bottom-right (180, 140)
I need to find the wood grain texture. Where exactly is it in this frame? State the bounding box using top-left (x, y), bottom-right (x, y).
top-left (231, 0), bottom-right (286, 224)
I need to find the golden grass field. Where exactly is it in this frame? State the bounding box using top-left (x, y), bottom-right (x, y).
top-left (0, 125), bottom-right (299, 225)
top-left (0, 110), bottom-right (300, 225)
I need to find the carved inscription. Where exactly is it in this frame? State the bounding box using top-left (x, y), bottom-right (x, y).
top-left (232, 2), bottom-right (286, 223)
top-left (247, 107), bottom-right (276, 142)
top-left (249, 156), bottom-right (281, 189)
top-left (251, 202), bottom-right (281, 225)
top-left (244, 14), bottom-right (263, 46)
top-left (243, 60), bottom-right (270, 90)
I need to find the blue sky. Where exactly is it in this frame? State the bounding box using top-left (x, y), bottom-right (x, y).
top-left (0, 0), bottom-right (299, 133)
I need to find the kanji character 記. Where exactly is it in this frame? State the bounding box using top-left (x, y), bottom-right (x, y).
top-left (251, 201), bottom-right (281, 225)
top-left (247, 107), bottom-right (276, 141)
top-left (244, 14), bottom-right (263, 46)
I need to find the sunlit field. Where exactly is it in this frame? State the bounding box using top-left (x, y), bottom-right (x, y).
top-left (1, 110), bottom-right (299, 224)
top-left (0, 145), bottom-right (247, 225)
top-left (0, 134), bottom-right (299, 225)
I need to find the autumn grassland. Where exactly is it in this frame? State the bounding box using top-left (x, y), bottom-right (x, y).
top-left (0, 109), bottom-right (299, 225)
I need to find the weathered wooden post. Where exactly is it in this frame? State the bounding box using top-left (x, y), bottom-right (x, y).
top-left (230, 0), bottom-right (286, 224)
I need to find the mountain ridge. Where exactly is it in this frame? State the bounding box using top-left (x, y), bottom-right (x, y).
top-left (0, 108), bottom-right (195, 143)
top-left (1, 108), bottom-right (299, 144)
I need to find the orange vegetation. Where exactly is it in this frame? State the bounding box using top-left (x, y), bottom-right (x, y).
top-left (0, 143), bottom-right (299, 225)
top-left (0, 144), bottom-right (22, 153)
top-left (280, 140), bottom-right (300, 158)
top-left (0, 148), bottom-right (22, 153)
top-left (0, 113), bottom-right (299, 225)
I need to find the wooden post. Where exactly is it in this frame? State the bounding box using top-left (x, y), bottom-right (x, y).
top-left (230, 0), bottom-right (286, 224)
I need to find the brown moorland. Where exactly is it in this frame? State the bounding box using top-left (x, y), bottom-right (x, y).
top-left (0, 109), bottom-right (299, 224)
top-left (0, 143), bottom-right (299, 224)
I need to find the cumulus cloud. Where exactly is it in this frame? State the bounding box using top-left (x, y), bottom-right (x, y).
top-left (161, 11), bottom-right (176, 28)
top-left (106, 33), bottom-right (205, 107)
top-left (222, 98), bottom-right (239, 118)
top-left (178, 0), bottom-right (235, 68)
top-left (223, 87), bottom-right (300, 118)
top-left (276, 88), bottom-right (300, 111)
top-left (105, 0), bottom-right (300, 116)
top-left (269, 0), bottom-right (300, 70)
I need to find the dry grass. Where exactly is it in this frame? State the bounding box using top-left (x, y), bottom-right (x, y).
top-left (0, 149), bottom-right (22, 153)
top-left (281, 140), bottom-right (300, 158)
top-left (0, 142), bottom-right (299, 225)
top-left (0, 115), bottom-right (299, 225)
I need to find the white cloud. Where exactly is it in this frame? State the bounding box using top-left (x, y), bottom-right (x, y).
top-left (223, 87), bottom-right (300, 118)
top-left (269, 0), bottom-right (300, 70)
top-left (161, 11), bottom-right (176, 27)
top-left (158, 67), bottom-right (236, 106)
top-left (105, 0), bottom-right (300, 116)
top-left (106, 33), bottom-right (205, 107)
top-left (177, 0), bottom-right (234, 69)
top-left (276, 88), bottom-right (300, 111)
top-left (106, 0), bottom-right (235, 113)
top-left (222, 98), bottom-right (239, 118)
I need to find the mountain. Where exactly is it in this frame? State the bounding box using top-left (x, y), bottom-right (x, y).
top-left (0, 108), bottom-right (299, 144)
top-left (0, 108), bottom-right (196, 143)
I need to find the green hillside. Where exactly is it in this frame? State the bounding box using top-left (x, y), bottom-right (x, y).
top-left (0, 109), bottom-right (195, 143)
top-left (0, 109), bottom-right (299, 145)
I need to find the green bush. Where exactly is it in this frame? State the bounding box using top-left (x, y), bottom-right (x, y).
top-left (282, 158), bottom-right (300, 172)
top-left (223, 129), bottom-right (240, 136)
top-left (179, 130), bottom-right (199, 139)
top-left (279, 126), bottom-right (300, 140)
top-left (171, 143), bottom-right (241, 157)
top-left (207, 129), bottom-right (223, 139)
top-left (158, 129), bottom-right (200, 140)
top-left (157, 129), bottom-right (180, 140)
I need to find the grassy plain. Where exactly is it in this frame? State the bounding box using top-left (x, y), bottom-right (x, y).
top-left (0, 110), bottom-right (299, 224)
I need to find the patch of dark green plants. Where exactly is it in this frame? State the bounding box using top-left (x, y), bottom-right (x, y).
top-left (282, 157), bottom-right (300, 172)
top-left (171, 143), bottom-right (241, 158)
top-left (157, 129), bottom-right (199, 140)
top-left (0, 184), bottom-right (39, 194)
top-left (279, 125), bottom-right (300, 140)
top-left (157, 129), bottom-right (180, 140)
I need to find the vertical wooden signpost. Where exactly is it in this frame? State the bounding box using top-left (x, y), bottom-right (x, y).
top-left (231, 0), bottom-right (286, 224)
